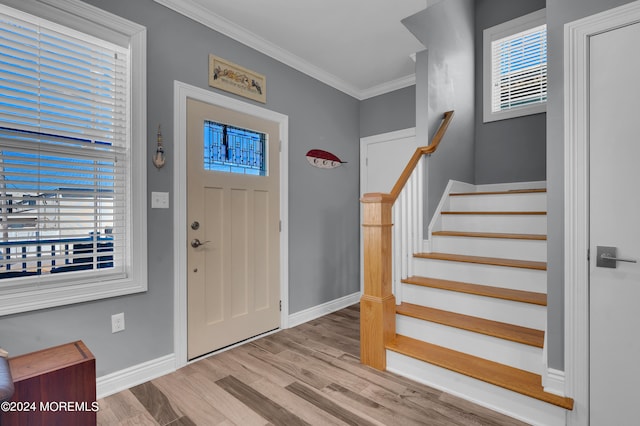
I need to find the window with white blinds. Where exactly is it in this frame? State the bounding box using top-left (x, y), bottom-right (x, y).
top-left (483, 9), bottom-right (547, 122)
top-left (491, 24), bottom-right (547, 112)
top-left (0, 1), bottom-right (147, 315)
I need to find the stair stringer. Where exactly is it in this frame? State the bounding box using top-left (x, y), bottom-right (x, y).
top-left (423, 179), bottom-right (475, 253)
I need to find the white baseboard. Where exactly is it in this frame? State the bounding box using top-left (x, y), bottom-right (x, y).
top-left (96, 354), bottom-right (176, 399)
top-left (544, 368), bottom-right (567, 397)
top-left (287, 292), bottom-right (361, 328)
top-left (96, 294), bottom-right (359, 399)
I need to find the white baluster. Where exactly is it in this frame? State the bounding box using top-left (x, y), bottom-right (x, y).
top-left (400, 186), bottom-right (408, 295)
top-left (391, 154), bottom-right (429, 304)
top-left (417, 156), bottom-right (425, 251)
top-left (392, 201), bottom-right (402, 305)
top-left (406, 171), bottom-right (415, 279)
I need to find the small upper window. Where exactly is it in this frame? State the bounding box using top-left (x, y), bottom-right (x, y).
top-left (483, 9), bottom-right (547, 122)
top-left (204, 121), bottom-right (267, 176)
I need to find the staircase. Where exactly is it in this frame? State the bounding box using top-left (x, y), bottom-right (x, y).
top-left (385, 183), bottom-right (573, 426)
top-left (359, 113), bottom-right (574, 425)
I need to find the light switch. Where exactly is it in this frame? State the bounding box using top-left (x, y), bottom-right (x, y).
top-left (151, 191), bottom-right (169, 209)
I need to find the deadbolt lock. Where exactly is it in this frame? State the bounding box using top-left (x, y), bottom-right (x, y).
top-left (191, 221), bottom-right (200, 230)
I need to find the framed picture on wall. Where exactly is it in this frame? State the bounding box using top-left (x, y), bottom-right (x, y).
top-left (208, 54), bottom-right (266, 103)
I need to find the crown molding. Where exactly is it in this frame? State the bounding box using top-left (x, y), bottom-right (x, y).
top-left (360, 74), bottom-right (416, 100)
top-left (153, 0), bottom-right (414, 100)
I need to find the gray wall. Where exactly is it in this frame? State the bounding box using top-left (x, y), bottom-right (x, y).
top-left (474, 0), bottom-right (547, 184)
top-left (0, 0), bottom-right (361, 376)
top-left (545, 0), bottom-right (635, 370)
top-left (403, 0), bottom-right (476, 221)
top-left (359, 86), bottom-right (416, 138)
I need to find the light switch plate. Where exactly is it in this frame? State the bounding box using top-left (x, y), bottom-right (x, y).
top-left (151, 191), bottom-right (169, 209)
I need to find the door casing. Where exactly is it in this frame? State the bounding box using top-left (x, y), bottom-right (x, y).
top-left (565, 2), bottom-right (640, 424)
top-left (173, 81), bottom-right (289, 368)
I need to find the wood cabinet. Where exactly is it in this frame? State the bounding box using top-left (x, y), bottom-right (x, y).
top-left (0, 341), bottom-right (96, 426)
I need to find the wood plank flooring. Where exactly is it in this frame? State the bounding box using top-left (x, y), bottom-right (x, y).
top-left (97, 304), bottom-right (527, 426)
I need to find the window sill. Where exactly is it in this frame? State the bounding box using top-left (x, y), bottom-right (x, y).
top-left (483, 103), bottom-right (546, 123)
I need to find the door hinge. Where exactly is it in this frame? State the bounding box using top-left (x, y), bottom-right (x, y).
top-left (587, 248), bottom-right (590, 261)
top-left (279, 220), bottom-right (282, 232)
top-left (279, 300), bottom-right (282, 311)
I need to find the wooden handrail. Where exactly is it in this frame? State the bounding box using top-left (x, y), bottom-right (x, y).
top-left (389, 110), bottom-right (454, 201)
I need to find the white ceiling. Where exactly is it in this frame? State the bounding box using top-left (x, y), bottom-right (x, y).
top-left (154, 0), bottom-right (428, 99)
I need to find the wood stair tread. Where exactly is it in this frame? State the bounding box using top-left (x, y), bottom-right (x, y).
top-left (450, 188), bottom-right (547, 196)
top-left (432, 231), bottom-right (546, 240)
top-left (396, 302), bottom-right (544, 347)
top-left (401, 276), bottom-right (547, 306)
top-left (387, 335), bottom-right (574, 410)
top-left (441, 211), bottom-right (546, 215)
top-left (414, 252), bottom-right (547, 270)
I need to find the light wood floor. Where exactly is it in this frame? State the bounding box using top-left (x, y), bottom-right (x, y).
top-left (97, 304), bottom-right (526, 425)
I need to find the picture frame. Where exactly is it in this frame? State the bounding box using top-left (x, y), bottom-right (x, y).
top-left (208, 54), bottom-right (266, 103)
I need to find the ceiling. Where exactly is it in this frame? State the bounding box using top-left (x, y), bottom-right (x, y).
top-left (154, 0), bottom-right (428, 99)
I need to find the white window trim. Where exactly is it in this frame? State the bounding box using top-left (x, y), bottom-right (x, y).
top-left (0, 0), bottom-right (147, 316)
top-left (483, 8), bottom-right (547, 123)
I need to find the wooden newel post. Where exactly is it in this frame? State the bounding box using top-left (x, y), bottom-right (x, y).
top-left (360, 193), bottom-right (396, 370)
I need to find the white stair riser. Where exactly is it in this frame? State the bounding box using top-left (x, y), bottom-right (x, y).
top-left (387, 351), bottom-right (567, 426)
top-left (431, 236), bottom-right (547, 262)
top-left (401, 283), bottom-right (546, 329)
top-left (396, 315), bottom-right (543, 374)
top-left (412, 258), bottom-right (547, 293)
top-left (449, 193), bottom-right (547, 212)
top-left (440, 214), bottom-right (546, 234)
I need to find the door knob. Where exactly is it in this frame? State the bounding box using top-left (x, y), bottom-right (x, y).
top-left (191, 238), bottom-right (210, 248)
top-left (596, 246), bottom-right (637, 268)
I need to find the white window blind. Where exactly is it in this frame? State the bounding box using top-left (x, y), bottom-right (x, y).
top-left (491, 24), bottom-right (547, 113)
top-left (0, 9), bottom-right (129, 280)
top-left (483, 9), bottom-right (546, 122)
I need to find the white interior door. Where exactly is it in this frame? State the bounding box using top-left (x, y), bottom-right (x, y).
top-left (360, 128), bottom-right (417, 195)
top-left (589, 21), bottom-right (640, 424)
top-left (186, 98), bottom-right (280, 360)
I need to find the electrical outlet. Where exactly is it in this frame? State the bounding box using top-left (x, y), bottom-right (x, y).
top-left (151, 191), bottom-right (169, 209)
top-left (111, 312), bottom-right (125, 333)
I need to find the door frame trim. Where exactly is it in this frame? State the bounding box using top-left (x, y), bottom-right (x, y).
top-left (565, 2), bottom-right (640, 424)
top-left (173, 81), bottom-right (289, 368)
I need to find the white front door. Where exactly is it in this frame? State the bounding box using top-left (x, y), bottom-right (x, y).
top-left (186, 98), bottom-right (280, 360)
top-left (589, 21), bottom-right (640, 424)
